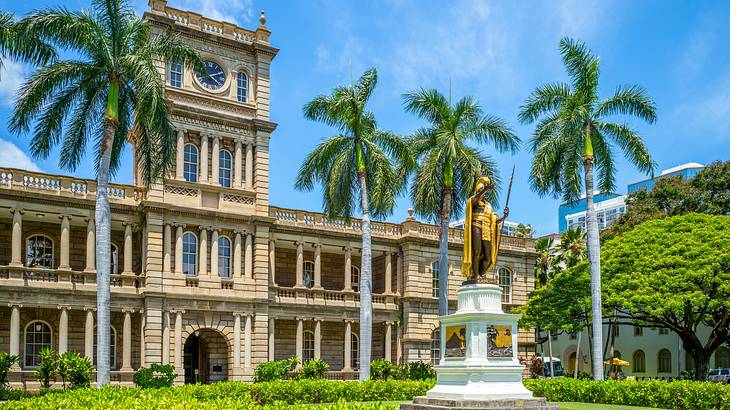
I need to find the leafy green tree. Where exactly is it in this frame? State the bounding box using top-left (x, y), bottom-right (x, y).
top-left (296, 68), bottom-right (410, 380)
top-left (691, 160), bottom-right (730, 214)
top-left (518, 37), bottom-right (657, 379)
top-left (0, 12), bottom-right (55, 68)
top-left (515, 223), bottom-right (535, 238)
top-left (402, 88), bottom-right (519, 316)
top-left (12, 0), bottom-right (201, 386)
top-left (601, 213), bottom-right (730, 380)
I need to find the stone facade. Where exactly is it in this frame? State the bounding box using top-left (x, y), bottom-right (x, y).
top-left (0, 0), bottom-right (537, 387)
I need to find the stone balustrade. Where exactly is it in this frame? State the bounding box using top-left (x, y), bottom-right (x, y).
top-left (271, 285), bottom-right (397, 310)
top-left (0, 265), bottom-right (145, 293)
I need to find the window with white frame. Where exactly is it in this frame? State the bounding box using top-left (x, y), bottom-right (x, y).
top-left (26, 235), bottom-right (53, 269)
top-left (183, 143), bottom-right (199, 182)
top-left (633, 350), bottom-right (646, 373)
top-left (431, 330), bottom-right (441, 365)
top-left (351, 266), bottom-right (360, 292)
top-left (498, 267), bottom-right (512, 304)
top-left (351, 333), bottom-right (359, 370)
top-left (237, 71), bottom-right (248, 103)
top-left (658, 349), bottom-right (672, 373)
top-left (303, 261), bottom-right (314, 289)
top-left (218, 236), bottom-right (231, 278)
top-left (182, 232), bottom-right (198, 276)
top-left (24, 321), bottom-right (52, 367)
top-left (170, 60), bottom-right (183, 88)
top-left (431, 260), bottom-right (439, 298)
top-left (93, 326), bottom-right (117, 369)
top-left (303, 330), bottom-right (315, 362)
top-left (219, 150), bottom-right (232, 187)
top-left (110, 243), bottom-right (119, 274)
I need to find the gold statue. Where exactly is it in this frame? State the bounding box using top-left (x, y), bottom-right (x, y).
top-left (462, 176), bottom-right (509, 281)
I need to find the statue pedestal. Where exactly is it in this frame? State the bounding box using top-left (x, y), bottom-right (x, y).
top-left (401, 283), bottom-right (557, 409)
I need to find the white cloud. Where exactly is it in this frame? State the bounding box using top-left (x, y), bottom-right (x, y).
top-left (0, 139), bottom-right (41, 172)
top-left (0, 60), bottom-right (28, 107)
top-left (174, 0), bottom-right (254, 25)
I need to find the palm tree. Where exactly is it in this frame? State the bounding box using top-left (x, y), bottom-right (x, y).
top-left (296, 68), bottom-right (409, 380)
top-left (555, 227), bottom-right (587, 268)
top-left (518, 37), bottom-right (656, 380)
top-left (402, 88), bottom-right (519, 317)
top-left (533, 236), bottom-right (554, 288)
top-left (0, 12), bottom-right (55, 69)
top-left (11, 0), bottom-right (201, 386)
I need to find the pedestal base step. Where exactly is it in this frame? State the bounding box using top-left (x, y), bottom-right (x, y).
top-left (399, 396), bottom-right (560, 410)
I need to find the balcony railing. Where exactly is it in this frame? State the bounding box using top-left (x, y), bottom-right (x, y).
top-left (0, 265), bottom-right (145, 293)
top-left (271, 285), bottom-right (397, 309)
top-left (0, 168), bottom-right (144, 206)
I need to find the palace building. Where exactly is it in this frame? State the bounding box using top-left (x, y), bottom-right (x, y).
top-left (0, 0), bottom-right (537, 386)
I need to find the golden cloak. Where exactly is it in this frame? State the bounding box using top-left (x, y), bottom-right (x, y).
top-left (461, 179), bottom-right (502, 279)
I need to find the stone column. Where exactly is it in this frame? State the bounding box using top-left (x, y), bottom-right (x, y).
top-left (314, 319), bottom-right (322, 360)
top-left (385, 252), bottom-right (392, 294)
top-left (396, 252), bottom-right (403, 296)
top-left (9, 305), bottom-right (21, 367)
top-left (163, 224), bottom-right (171, 273)
top-left (59, 215), bottom-right (71, 270)
top-left (384, 322), bottom-right (393, 362)
top-left (295, 317), bottom-right (304, 365)
top-left (199, 228), bottom-right (208, 276)
top-left (245, 143), bottom-right (253, 189)
top-left (244, 314), bottom-right (252, 369)
top-left (343, 320), bottom-right (352, 371)
top-left (295, 241), bottom-right (304, 287)
top-left (234, 140), bottom-right (243, 188)
top-left (313, 244), bottom-right (322, 289)
top-left (396, 322), bottom-right (402, 365)
top-left (210, 229), bottom-right (219, 277)
top-left (139, 311), bottom-right (146, 368)
top-left (233, 313), bottom-right (242, 368)
top-left (122, 310), bottom-right (133, 370)
top-left (244, 233), bottom-right (253, 279)
top-left (233, 231), bottom-right (242, 277)
top-left (175, 130), bottom-right (185, 180)
top-left (268, 318), bottom-right (275, 361)
top-left (84, 218), bottom-right (95, 272)
top-left (84, 308), bottom-right (94, 361)
top-left (10, 209), bottom-right (23, 267)
top-left (123, 222), bottom-right (133, 274)
top-left (343, 247), bottom-right (352, 291)
top-left (269, 240), bottom-right (276, 286)
top-left (200, 134), bottom-right (209, 183)
top-left (174, 225), bottom-right (183, 275)
top-left (58, 306), bottom-right (69, 354)
top-left (211, 136), bottom-right (220, 185)
top-left (174, 310), bottom-right (183, 369)
top-left (162, 311), bottom-right (170, 365)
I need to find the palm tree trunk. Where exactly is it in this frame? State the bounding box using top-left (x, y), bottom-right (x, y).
top-left (357, 170), bottom-right (372, 381)
top-left (583, 122), bottom-right (604, 380)
top-left (547, 331), bottom-right (554, 378)
top-left (438, 188), bottom-right (452, 317)
top-left (574, 330), bottom-right (582, 378)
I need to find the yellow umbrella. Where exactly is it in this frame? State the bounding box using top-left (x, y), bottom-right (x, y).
top-left (603, 358), bottom-right (630, 366)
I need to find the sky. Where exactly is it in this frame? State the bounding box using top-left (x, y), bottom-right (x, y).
top-left (0, 0), bottom-right (729, 235)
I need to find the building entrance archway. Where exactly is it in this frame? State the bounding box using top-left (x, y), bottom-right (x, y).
top-left (183, 329), bottom-right (229, 384)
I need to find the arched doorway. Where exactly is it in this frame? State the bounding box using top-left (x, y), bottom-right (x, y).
top-left (183, 329), bottom-right (229, 384)
top-left (567, 352), bottom-right (577, 375)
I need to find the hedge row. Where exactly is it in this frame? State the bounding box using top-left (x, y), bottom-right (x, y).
top-left (0, 379), bottom-right (432, 409)
top-left (525, 377), bottom-right (730, 410)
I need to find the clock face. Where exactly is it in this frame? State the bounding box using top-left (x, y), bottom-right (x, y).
top-left (196, 60), bottom-right (226, 90)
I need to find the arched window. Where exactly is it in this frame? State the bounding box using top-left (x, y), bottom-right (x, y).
top-left (499, 267), bottom-right (512, 304)
top-left (182, 232), bottom-right (198, 276)
top-left (351, 333), bottom-right (359, 370)
top-left (351, 266), bottom-right (360, 292)
top-left (26, 235), bottom-right (54, 269)
top-left (110, 243), bottom-right (119, 275)
top-left (236, 71), bottom-right (248, 103)
top-left (568, 352), bottom-right (578, 374)
top-left (303, 330), bottom-right (315, 362)
top-left (183, 144), bottom-right (199, 182)
top-left (716, 347), bottom-right (730, 368)
top-left (658, 349), bottom-right (672, 373)
top-left (24, 321), bottom-right (52, 367)
top-left (431, 330), bottom-right (441, 365)
top-left (218, 236), bottom-right (231, 278)
top-left (94, 326), bottom-right (117, 369)
top-left (303, 261), bottom-right (314, 289)
top-left (170, 60), bottom-right (183, 88)
top-left (431, 260), bottom-right (439, 298)
top-left (219, 150), bottom-right (232, 187)
top-left (633, 350), bottom-right (646, 373)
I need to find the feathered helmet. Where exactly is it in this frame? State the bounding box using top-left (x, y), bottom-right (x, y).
top-left (474, 176), bottom-right (493, 193)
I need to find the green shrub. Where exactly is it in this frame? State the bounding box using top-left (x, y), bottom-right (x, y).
top-left (33, 347), bottom-right (57, 389)
top-left (133, 363), bottom-right (176, 388)
top-left (524, 377), bottom-right (730, 410)
top-left (0, 386), bottom-right (29, 402)
top-left (370, 359), bottom-right (398, 380)
top-left (248, 379), bottom-right (434, 405)
top-left (57, 352), bottom-right (93, 389)
top-left (253, 356), bottom-right (298, 383)
top-left (404, 361), bottom-right (435, 380)
top-left (0, 351), bottom-right (21, 388)
top-left (299, 358), bottom-right (329, 379)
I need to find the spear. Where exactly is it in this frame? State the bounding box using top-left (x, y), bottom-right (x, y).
top-left (503, 165), bottom-right (515, 214)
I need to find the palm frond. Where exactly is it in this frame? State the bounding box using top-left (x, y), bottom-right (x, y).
top-left (589, 125), bottom-right (616, 193)
top-left (559, 37), bottom-right (599, 106)
top-left (595, 121), bottom-right (655, 175)
top-left (402, 88), bottom-right (450, 125)
top-left (595, 85), bottom-right (657, 124)
top-left (518, 82), bottom-right (572, 124)
top-left (463, 114), bottom-right (520, 153)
